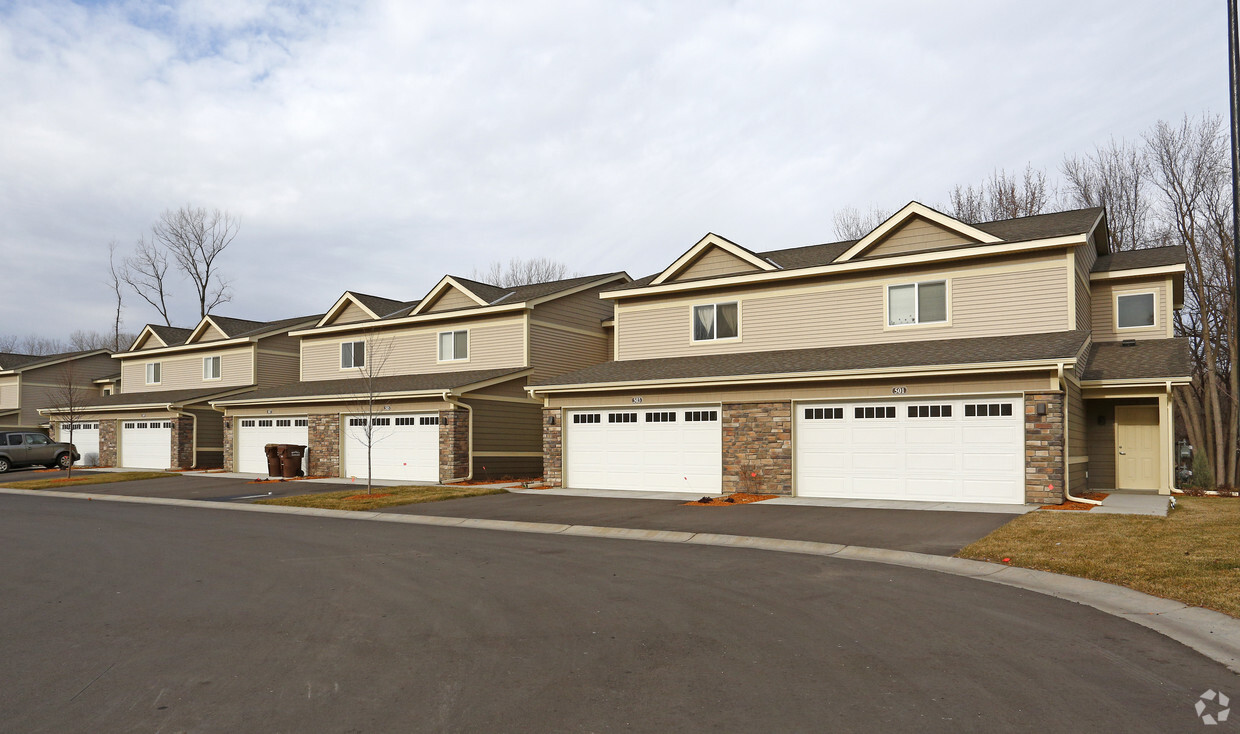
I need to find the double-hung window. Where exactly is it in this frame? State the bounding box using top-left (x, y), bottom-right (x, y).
top-left (203, 356), bottom-right (221, 380)
top-left (145, 362), bottom-right (161, 385)
top-left (341, 341), bottom-right (365, 369)
top-left (887, 281), bottom-right (947, 326)
top-left (439, 330), bottom-right (469, 361)
top-left (692, 302), bottom-right (739, 342)
top-left (1116, 292), bottom-right (1156, 329)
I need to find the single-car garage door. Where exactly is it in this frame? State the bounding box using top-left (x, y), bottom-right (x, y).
top-left (62, 422), bottom-right (99, 466)
top-left (343, 414), bottom-right (439, 482)
top-left (796, 396), bottom-right (1024, 504)
top-left (120, 420), bottom-right (172, 470)
top-left (565, 406), bottom-right (722, 493)
top-left (236, 417), bottom-right (309, 474)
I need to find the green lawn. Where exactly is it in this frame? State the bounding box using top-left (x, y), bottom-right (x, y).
top-left (255, 484), bottom-right (507, 511)
top-left (0, 471), bottom-right (178, 490)
top-left (957, 497), bottom-right (1240, 618)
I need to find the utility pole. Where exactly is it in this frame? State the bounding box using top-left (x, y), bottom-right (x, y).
top-left (1230, 0), bottom-right (1240, 335)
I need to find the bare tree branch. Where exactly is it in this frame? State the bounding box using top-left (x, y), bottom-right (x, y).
top-left (107, 240), bottom-right (126, 350)
top-left (832, 205), bottom-right (892, 240)
top-left (345, 331), bottom-right (396, 494)
top-left (471, 257), bottom-right (576, 287)
top-left (122, 235), bottom-right (173, 326)
top-left (150, 206), bottom-right (239, 318)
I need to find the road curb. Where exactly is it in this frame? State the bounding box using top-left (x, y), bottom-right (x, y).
top-left (2, 486), bottom-right (1237, 674)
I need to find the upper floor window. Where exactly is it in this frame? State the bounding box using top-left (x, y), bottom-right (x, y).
top-left (341, 340), bottom-right (365, 369)
top-left (203, 355), bottom-right (221, 380)
top-left (692, 302), bottom-right (739, 341)
top-left (145, 362), bottom-right (161, 384)
top-left (888, 281), bottom-right (947, 326)
top-left (1116, 292), bottom-right (1156, 329)
top-left (439, 330), bottom-right (469, 361)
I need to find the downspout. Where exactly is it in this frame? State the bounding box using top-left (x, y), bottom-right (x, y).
top-left (1058, 362), bottom-right (1102, 506)
top-left (440, 390), bottom-right (473, 483)
top-left (167, 404), bottom-right (198, 469)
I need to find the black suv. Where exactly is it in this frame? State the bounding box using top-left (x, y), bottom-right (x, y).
top-left (0, 431), bottom-right (79, 473)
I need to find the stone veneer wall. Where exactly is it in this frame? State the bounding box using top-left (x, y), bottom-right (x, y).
top-left (542, 408), bottom-right (562, 487)
top-left (439, 408), bottom-right (470, 481)
top-left (221, 416), bottom-right (234, 472)
top-left (1025, 392), bottom-right (1065, 504)
top-left (98, 419), bottom-right (117, 467)
top-left (171, 416), bottom-right (195, 469)
top-left (722, 402), bottom-right (793, 495)
top-left (308, 414), bottom-right (340, 477)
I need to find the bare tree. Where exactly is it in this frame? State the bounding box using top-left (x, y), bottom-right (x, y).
top-left (345, 331), bottom-right (396, 494)
top-left (947, 165), bottom-right (1053, 223)
top-left (45, 363), bottom-right (94, 478)
top-left (107, 240), bottom-right (126, 350)
top-left (832, 205), bottom-right (892, 240)
top-left (0, 335), bottom-right (68, 356)
top-left (151, 206), bottom-right (239, 318)
top-left (472, 257), bottom-right (576, 287)
top-left (1061, 138), bottom-right (1159, 252)
top-left (68, 329), bottom-right (136, 352)
top-left (122, 235), bottom-right (173, 326)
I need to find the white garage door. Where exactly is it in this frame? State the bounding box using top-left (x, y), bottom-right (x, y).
top-left (120, 420), bottom-right (172, 470)
top-left (565, 407), bottom-right (722, 493)
top-left (796, 396), bottom-right (1024, 504)
top-left (61, 422), bottom-right (100, 466)
top-left (236, 417), bottom-right (309, 474)
top-left (343, 413), bottom-right (439, 482)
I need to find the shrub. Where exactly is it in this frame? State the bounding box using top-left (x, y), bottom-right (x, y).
top-left (1186, 449), bottom-right (1214, 490)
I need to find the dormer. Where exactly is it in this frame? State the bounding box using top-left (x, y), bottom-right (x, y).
top-left (129, 324), bottom-right (193, 351)
top-left (411, 276), bottom-right (510, 316)
top-left (835, 202), bottom-right (1002, 261)
top-left (651, 233), bottom-right (778, 285)
top-left (316, 292), bottom-right (413, 328)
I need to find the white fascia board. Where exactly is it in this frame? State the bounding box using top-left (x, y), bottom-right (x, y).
top-left (1081, 377), bottom-right (1192, 388)
top-left (1089, 264), bottom-right (1186, 281)
top-left (289, 303), bottom-right (528, 337)
top-left (111, 337), bottom-right (254, 359)
top-left (129, 326), bottom-right (168, 351)
top-left (835, 202), bottom-right (1003, 262)
top-left (410, 276), bottom-right (493, 316)
top-left (315, 293), bottom-right (382, 327)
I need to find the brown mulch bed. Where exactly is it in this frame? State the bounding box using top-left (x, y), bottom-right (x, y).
top-left (1041, 492), bottom-right (1110, 511)
top-left (684, 492), bottom-right (779, 507)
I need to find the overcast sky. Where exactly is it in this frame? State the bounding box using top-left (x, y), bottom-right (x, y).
top-left (0, 1), bottom-right (1227, 336)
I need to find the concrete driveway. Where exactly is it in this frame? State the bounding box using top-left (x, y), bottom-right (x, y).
top-left (0, 493), bottom-right (1230, 733)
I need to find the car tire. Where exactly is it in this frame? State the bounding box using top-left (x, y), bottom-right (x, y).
top-left (55, 453), bottom-right (73, 470)
top-left (0, 457), bottom-right (9, 473)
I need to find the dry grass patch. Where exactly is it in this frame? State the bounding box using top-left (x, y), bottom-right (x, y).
top-left (958, 497), bottom-right (1240, 618)
top-left (255, 484), bottom-right (507, 511)
top-left (0, 472), bottom-right (178, 490)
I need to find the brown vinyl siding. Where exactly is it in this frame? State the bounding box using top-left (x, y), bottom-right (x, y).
top-left (1066, 379), bottom-right (1087, 493)
top-left (674, 248), bottom-right (762, 280)
top-left (1086, 401), bottom-right (1117, 489)
top-left (0, 376), bottom-right (17, 410)
top-left (1075, 276), bottom-right (1092, 333)
top-left (529, 323), bottom-right (608, 382)
top-left (864, 217), bottom-right (975, 258)
top-left (532, 285), bottom-right (615, 331)
top-left (1090, 277), bottom-right (1169, 342)
top-left (256, 351), bottom-right (300, 389)
top-left (463, 396), bottom-right (542, 477)
top-left (327, 301), bottom-right (374, 326)
top-left (16, 354), bottom-right (122, 425)
top-left (188, 407), bottom-right (225, 468)
top-left (425, 287), bottom-right (482, 313)
top-left (616, 253), bottom-right (1070, 360)
top-left (299, 316), bottom-right (526, 381)
top-left (1075, 241), bottom-right (1097, 283)
top-left (120, 345), bottom-right (254, 393)
top-left (466, 377), bottom-right (531, 399)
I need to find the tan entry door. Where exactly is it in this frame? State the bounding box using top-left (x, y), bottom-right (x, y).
top-left (1115, 406), bottom-right (1160, 489)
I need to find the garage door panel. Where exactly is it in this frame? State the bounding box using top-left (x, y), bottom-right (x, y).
top-left (565, 407), bottom-right (721, 493)
top-left (906, 452), bottom-right (957, 472)
top-left (121, 421), bottom-right (172, 470)
top-left (343, 414), bottom-right (438, 482)
top-left (236, 418), bottom-right (309, 474)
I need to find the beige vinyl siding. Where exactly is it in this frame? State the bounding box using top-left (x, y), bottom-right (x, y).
top-left (463, 396), bottom-right (542, 476)
top-left (299, 316), bottom-right (526, 381)
top-left (198, 323), bottom-right (228, 342)
top-left (188, 407), bottom-right (225, 468)
top-left (0, 376), bottom-right (18, 410)
top-left (425, 287), bottom-right (482, 313)
top-left (617, 253), bottom-right (1071, 360)
top-left (132, 332), bottom-right (166, 350)
top-left (529, 323), bottom-right (609, 382)
top-left (864, 217), bottom-right (974, 258)
top-left (546, 371), bottom-right (1055, 409)
top-left (1090, 277), bottom-right (1168, 342)
top-left (1066, 379), bottom-right (1087, 493)
top-left (1075, 276), bottom-right (1092, 332)
top-left (327, 301), bottom-right (375, 326)
top-left (674, 247), bottom-right (762, 280)
top-left (120, 345), bottom-right (254, 392)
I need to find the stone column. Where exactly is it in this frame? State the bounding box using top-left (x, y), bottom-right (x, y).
top-left (722, 402), bottom-right (793, 495)
top-left (1025, 392), bottom-right (1065, 504)
top-left (542, 408), bottom-right (562, 487)
top-left (308, 414), bottom-right (340, 477)
top-left (221, 416), bottom-right (234, 472)
top-left (439, 408), bottom-right (470, 482)
top-left (171, 416), bottom-right (195, 469)
top-left (98, 419), bottom-right (118, 467)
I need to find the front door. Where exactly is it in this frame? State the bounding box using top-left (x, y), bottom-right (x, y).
top-left (1115, 405), bottom-right (1160, 489)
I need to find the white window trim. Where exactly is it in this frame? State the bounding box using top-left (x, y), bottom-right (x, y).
top-left (1114, 289), bottom-right (1158, 330)
top-left (437, 329), bottom-right (471, 363)
top-left (689, 302), bottom-right (742, 344)
top-left (203, 355), bottom-right (222, 381)
top-left (145, 362), bottom-right (161, 385)
top-left (340, 340), bottom-right (366, 370)
top-left (883, 279), bottom-right (951, 330)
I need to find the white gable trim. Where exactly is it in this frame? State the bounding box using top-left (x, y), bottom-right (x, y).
top-left (129, 326), bottom-right (168, 352)
top-left (315, 292), bottom-right (382, 328)
top-left (836, 202), bottom-right (1003, 262)
top-left (650, 233), bottom-right (777, 286)
top-left (185, 315), bottom-right (229, 344)
top-left (410, 276), bottom-right (493, 316)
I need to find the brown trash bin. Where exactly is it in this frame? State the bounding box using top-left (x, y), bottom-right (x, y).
top-left (278, 444), bottom-right (305, 478)
top-left (264, 444), bottom-right (281, 477)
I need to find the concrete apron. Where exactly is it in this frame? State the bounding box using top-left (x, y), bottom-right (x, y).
top-left (0, 486), bottom-right (1234, 675)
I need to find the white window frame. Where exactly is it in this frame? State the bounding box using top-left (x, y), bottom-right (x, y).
top-left (437, 330), bottom-right (470, 362)
top-left (1114, 290), bottom-right (1157, 330)
top-left (203, 355), bottom-right (222, 381)
top-left (690, 302), bottom-right (741, 343)
top-left (340, 340), bottom-right (366, 370)
top-left (145, 362), bottom-right (161, 385)
top-left (885, 280), bottom-right (949, 328)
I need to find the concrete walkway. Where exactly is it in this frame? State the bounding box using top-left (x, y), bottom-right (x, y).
top-left (1094, 492), bottom-right (1171, 516)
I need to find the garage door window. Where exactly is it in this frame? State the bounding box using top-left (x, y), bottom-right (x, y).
top-left (965, 403), bottom-right (1013, 417)
top-left (855, 406), bottom-right (896, 419)
top-left (608, 412), bottom-right (637, 423)
top-left (646, 411), bottom-right (676, 422)
top-left (888, 281), bottom-right (947, 326)
top-left (907, 404), bottom-right (952, 418)
top-left (805, 407), bottom-right (844, 420)
top-left (685, 410), bottom-right (718, 421)
top-left (572, 413), bottom-right (601, 424)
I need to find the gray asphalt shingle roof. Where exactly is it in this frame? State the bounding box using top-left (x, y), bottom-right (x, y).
top-left (0, 349), bottom-right (106, 372)
top-left (213, 367), bottom-right (529, 403)
top-left (70, 386), bottom-right (250, 409)
top-left (1081, 339), bottom-right (1192, 381)
top-left (1091, 245), bottom-right (1186, 273)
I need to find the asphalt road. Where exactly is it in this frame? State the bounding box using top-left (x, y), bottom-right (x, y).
top-left (0, 494), bottom-right (1232, 732)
